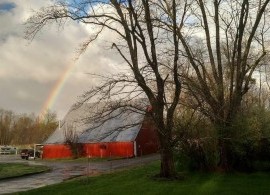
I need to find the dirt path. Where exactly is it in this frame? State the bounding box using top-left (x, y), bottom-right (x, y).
top-left (0, 154), bottom-right (159, 194)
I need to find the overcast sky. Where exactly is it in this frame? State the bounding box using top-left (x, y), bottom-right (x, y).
top-left (0, 0), bottom-right (122, 118)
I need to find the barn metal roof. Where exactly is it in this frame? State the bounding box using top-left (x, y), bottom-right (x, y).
top-left (45, 100), bottom-right (147, 144)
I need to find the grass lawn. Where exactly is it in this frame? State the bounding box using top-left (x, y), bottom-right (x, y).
top-left (16, 162), bottom-right (270, 195)
top-left (0, 163), bottom-right (50, 180)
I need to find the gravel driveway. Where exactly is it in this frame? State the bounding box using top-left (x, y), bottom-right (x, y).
top-left (0, 154), bottom-right (159, 194)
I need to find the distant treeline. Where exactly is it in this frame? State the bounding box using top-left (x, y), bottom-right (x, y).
top-left (0, 109), bottom-right (57, 145)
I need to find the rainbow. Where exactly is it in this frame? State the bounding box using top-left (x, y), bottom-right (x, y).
top-left (39, 61), bottom-right (77, 118)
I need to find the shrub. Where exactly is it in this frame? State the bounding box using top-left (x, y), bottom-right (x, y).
top-left (174, 104), bottom-right (270, 172)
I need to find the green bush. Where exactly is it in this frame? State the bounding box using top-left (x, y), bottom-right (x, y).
top-left (174, 104), bottom-right (270, 172)
top-left (227, 105), bottom-right (270, 171)
top-left (175, 139), bottom-right (219, 172)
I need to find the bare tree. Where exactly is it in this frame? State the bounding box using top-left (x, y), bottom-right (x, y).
top-left (38, 110), bottom-right (58, 143)
top-left (0, 109), bottom-right (14, 145)
top-left (25, 0), bottom-right (183, 177)
top-left (0, 108), bottom-right (57, 145)
top-left (63, 124), bottom-right (81, 159)
top-left (160, 0), bottom-right (270, 170)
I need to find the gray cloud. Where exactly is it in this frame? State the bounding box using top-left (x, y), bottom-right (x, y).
top-left (0, 0), bottom-right (122, 118)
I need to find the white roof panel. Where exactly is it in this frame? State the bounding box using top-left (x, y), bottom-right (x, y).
top-left (44, 100), bottom-right (147, 144)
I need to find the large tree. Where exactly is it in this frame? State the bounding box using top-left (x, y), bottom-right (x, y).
top-left (25, 0), bottom-right (182, 177)
top-left (166, 0), bottom-right (270, 170)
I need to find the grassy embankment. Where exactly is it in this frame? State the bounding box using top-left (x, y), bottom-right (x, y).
top-left (0, 163), bottom-right (50, 180)
top-left (17, 161), bottom-right (270, 195)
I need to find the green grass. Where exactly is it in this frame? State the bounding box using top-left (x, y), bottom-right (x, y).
top-left (15, 161), bottom-right (270, 195)
top-left (0, 163), bottom-right (50, 180)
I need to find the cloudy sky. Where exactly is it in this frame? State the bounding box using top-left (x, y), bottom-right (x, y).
top-left (0, 0), bottom-right (121, 118)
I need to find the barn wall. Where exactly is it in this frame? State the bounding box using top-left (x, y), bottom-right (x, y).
top-left (135, 114), bottom-right (159, 156)
top-left (42, 144), bottom-right (72, 159)
top-left (83, 142), bottom-right (134, 158)
top-left (42, 142), bottom-right (134, 159)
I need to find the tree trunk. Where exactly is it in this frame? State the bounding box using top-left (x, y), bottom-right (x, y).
top-left (216, 122), bottom-right (233, 171)
top-left (218, 138), bottom-right (230, 171)
top-left (159, 137), bottom-right (176, 178)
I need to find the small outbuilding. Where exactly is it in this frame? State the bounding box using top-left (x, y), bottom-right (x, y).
top-left (42, 101), bottom-right (159, 159)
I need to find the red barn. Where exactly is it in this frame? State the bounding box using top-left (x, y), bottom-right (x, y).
top-left (43, 101), bottom-right (159, 159)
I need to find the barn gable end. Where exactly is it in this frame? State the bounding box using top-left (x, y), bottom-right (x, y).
top-left (135, 113), bottom-right (159, 156)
